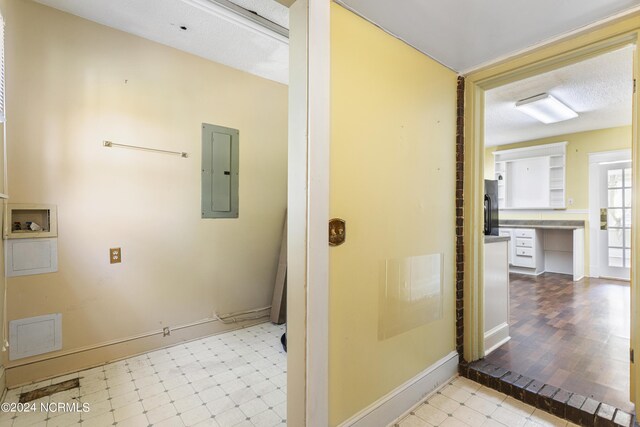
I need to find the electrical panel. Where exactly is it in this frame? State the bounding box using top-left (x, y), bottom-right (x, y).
top-left (202, 123), bottom-right (239, 219)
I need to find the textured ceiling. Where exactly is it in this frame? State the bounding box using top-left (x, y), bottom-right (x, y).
top-left (226, 0), bottom-right (288, 28)
top-left (485, 47), bottom-right (633, 146)
top-left (336, 0), bottom-right (640, 72)
top-left (32, 0), bottom-right (640, 93)
top-left (33, 0), bottom-right (289, 84)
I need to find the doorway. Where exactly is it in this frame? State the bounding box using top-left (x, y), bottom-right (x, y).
top-left (598, 160), bottom-right (632, 280)
top-left (477, 45), bottom-right (634, 413)
top-left (589, 150), bottom-right (633, 281)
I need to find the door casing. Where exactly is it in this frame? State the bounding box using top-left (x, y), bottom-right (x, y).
top-left (464, 24), bottom-right (640, 406)
top-left (287, 0), bottom-right (330, 425)
top-left (589, 151), bottom-right (633, 280)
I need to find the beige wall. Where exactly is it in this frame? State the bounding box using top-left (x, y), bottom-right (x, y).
top-left (330, 4), bottom-right (457, 425)
top-left (484, 126), bottom-right (632, 276)
top-left (3, 0), bottom-right (287, 385)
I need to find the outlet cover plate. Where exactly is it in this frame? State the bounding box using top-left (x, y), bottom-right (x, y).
top-left (110, 248), bottom-right (121, 264)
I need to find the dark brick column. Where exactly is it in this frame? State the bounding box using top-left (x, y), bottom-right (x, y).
top-left (455, 76), bottom-right (465, 360)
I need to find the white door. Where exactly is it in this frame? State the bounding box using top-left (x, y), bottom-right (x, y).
top-left (599, 161), bottom-right (632, 280)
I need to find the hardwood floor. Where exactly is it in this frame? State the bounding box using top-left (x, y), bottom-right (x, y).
top-left (484, 272), bottom-right (633, 413)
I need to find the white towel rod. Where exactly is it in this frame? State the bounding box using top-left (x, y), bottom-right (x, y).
top-left (103, 140), bottom-right (188, 158)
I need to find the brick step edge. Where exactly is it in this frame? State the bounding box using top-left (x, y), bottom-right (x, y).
top-left (459, 360), bottom-right (635, 427)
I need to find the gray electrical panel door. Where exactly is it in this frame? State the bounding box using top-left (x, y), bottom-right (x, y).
top-left (202, 123), bottom-right (239, 218)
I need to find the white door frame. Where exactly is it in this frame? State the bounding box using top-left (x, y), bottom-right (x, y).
top-left (588, 149), bottom-right (632, 278)
top-left (287, 0), bottom-right (330, 425)
top-left (465, 33), bottom-right (637, 363)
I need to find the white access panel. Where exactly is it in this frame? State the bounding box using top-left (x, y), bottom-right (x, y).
top-left (5, 238), bottom-right (58, 277)
top-left (9, 313), bottom-right (62, 360)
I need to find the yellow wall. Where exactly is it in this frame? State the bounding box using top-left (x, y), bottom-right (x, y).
top-left (330, 4), bottom-right (457, 425)
top-left (484, 126), bottom-right (631, 276)
top-left (485, 126), bottom-right (631, 209)
top-left (3, 0), bottom-right (287, 384)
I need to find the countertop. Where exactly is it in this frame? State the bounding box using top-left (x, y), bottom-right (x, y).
top-left (485, 235), bottom-right (510, 243)
top-left (499, 219), bottom-right (585, 230)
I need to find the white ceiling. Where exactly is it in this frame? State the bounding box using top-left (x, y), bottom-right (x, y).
top-left (31, 0), bottom-right (640, 100)
top-left (226, 0), bottom-right (288, 28)
top-left (336, 0), bottom-right (640, 72)
top-left (485, 47), bottom-right (633, 146)
top-left (33, 0), bottom-right (290, 84)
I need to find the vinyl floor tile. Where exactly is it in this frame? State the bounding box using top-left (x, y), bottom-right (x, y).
top-left (1, 323), bottom-right (286, 427)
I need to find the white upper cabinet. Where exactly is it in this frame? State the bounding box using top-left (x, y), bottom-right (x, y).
top-left (493, 142), bottom-right (567, 210)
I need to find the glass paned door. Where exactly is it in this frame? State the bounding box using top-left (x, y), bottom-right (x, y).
top-left (600, 161), bottom-right (632, 279)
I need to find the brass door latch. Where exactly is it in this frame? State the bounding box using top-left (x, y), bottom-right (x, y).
top-left (600, 208), bottom-right (608, 230)
top-left (329, 218), bottom-right (346, 246)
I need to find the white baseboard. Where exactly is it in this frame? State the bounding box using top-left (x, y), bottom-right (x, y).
top-left (509, 266), bottom-right (544, 276)
top-left (484, 322), bottom-right (510, 356)
top-left (337, 351), bottom-right (459, 427)
top-left (5, 317), bottom-right (268, 388)
top-left (597, 275), bottom-right (630, 282)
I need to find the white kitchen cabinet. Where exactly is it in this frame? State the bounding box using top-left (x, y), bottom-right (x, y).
top-left (484, 239), bottom-right (510, 355)
top-left (493, 142), bottom-right (566, 210)
top-left (499, 228), bottom-right (513, 264)
top-left (509, 228), bottom-right (545, 275)
top-left (501, 222), bottom-right (586, 280)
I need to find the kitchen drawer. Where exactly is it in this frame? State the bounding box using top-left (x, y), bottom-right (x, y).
top-left (515, 247), bottom-right (533, 257)
top-left (514, 229), bottom-right (535, 238)
top-left (516, 238), bottom-right (533, 248)
top-left (513, 254), bottom-right (535, 268)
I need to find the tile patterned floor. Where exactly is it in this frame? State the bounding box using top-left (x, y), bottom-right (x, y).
top-left (485, 273), bottom-right (632, 412)
top-left (0, 322), bottom-right (286, 427)
top-left (397, 376), bottom-right (579, 427)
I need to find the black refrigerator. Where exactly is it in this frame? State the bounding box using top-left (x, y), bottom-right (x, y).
top-left (484, 179), bottom-right (499, 236)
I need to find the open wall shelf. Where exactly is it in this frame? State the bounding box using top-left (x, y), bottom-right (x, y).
top-left (493, 142), bottom-right (567, 210)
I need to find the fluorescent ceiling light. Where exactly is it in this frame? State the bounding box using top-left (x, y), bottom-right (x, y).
top-left (515, 93), bottom-right (578, 124)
